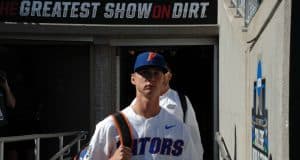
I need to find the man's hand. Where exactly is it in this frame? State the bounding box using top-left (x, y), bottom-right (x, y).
top-left (0, 74), bottom-right (16, 108)
top-left (109, 145), bottom-right (132, 160)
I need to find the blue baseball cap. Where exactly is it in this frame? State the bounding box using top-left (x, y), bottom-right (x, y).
top-left (134, 52), bottom-right (168, 73)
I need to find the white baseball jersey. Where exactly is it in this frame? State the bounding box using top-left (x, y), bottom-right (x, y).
top-left (160, 88), bottom-right (204, 160)
top-left (131, 88), bottom-right (204, 160)
top-left (84, 106), bottom-right (198, 160)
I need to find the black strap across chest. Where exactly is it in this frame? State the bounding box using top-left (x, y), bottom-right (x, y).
top-left (178, 92), bottom-right (187, 123)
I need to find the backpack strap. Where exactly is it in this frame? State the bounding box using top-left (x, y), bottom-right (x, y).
top-left (178, 92), bottom-right (187, 123)
top-left (112, 112), bottom-right (133, 149)
top-left (72, 112), bottom-right (133, 160)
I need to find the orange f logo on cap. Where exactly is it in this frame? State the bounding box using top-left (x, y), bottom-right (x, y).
top-left (147, 52), bottom-right (157, 61)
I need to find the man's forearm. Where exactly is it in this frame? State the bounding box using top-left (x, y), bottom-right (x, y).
top-left (3, 83), bottom-right (16, 108)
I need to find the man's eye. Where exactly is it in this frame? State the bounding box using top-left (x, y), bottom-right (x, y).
top-left (140, 71), bottom-right (149, 75)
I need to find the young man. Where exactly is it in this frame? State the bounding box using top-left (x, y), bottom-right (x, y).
top-left (160, 67), bottom-right (204, 160)
top-left (0, 70), bottom-right (17, 160)
top-left (84, 52), bottom-right (198, 160)
top-left (130, 63), bottom-right (204, 160)
top-left (0, 70), bottom-right (16, 130)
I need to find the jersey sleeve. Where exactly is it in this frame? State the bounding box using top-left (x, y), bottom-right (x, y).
top-left (185, 96), bottom-right (204, 160)
top-left (83, 117), bottom-right (117, 160)
top-left (181, 124), bottom-right (200, 160)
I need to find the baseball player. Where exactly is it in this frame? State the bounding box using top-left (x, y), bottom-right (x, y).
top-left (130, 63), bottom-right (204, 160)
top-left (160, 66), bottom-right (204, 160)
top-left (84, 52), bottom-right (198, 160)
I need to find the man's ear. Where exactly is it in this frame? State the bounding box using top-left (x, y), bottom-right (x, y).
top-left (168, 72), bottom-right (173, 80)
top-left (131, 74), bottom-right (136, 85)
top-left (166, 72), bottom-right (172, 81)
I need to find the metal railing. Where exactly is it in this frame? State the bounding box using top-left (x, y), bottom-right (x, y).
top-left (215, 132), bottom-right (232, 160)
top-left (0, 131), bottom-right (88, 160)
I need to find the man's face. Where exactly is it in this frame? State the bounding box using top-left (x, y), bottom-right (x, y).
top-left (131, 68), bottom-right (165, 97)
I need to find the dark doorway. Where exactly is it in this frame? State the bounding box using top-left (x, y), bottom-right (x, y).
top-left (119, 45), bottom-right (215, 160)
top-left (0, 43), bottom-right (90, 159)
top-left (290, 0), bottom-right (300, 159)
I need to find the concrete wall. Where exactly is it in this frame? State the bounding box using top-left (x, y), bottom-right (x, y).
top-left (218, 0), bottom-right (291, 159)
